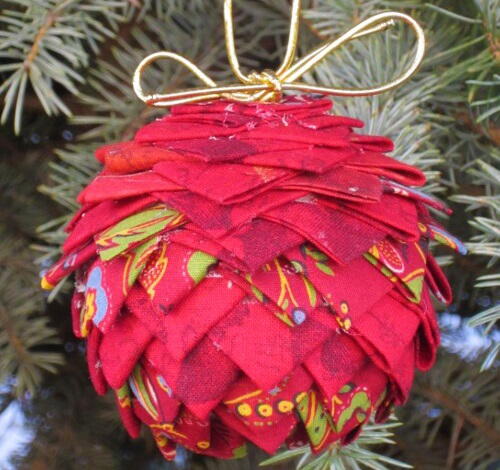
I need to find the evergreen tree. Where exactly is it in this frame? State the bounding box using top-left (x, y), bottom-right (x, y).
top-left (0, 1), bottom-right (498, 469)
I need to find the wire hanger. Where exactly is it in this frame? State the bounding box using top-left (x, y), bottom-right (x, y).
top-left (133, 0), bottom-right (426, 107)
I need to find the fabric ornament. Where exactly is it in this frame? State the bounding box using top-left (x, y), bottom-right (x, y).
top-left (41, 0), bottom-right (465, 462)
top-left (42, 96), bottom-right (465, 460)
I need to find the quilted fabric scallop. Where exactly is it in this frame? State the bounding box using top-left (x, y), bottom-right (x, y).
top-left (43, 96), bottom-right (465, 460)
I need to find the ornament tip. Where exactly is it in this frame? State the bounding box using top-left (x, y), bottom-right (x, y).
top-left (41, 277), bottom-right (54, 290)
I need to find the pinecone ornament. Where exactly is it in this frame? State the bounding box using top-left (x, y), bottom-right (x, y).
top-left (42, 96), bottom-right (465, 460)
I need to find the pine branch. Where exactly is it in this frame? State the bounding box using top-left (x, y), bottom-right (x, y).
top-left (260, 418), bottom-right (411, 470)
top-left (451, 152), bottom-right (499, 369)
top-left (413, 385), bottom-right (500, 446)
top-left (0, 269), bottom-right (63, 397)
top-left (0, 151), bottom-right (64, 397)
top-left (0, 0), bottom-right (137, 134)
top-left (400, 350), bottom-right (500, 470)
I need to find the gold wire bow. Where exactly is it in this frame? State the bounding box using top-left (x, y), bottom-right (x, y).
top-left (133, 0), bottom-right (426, 107)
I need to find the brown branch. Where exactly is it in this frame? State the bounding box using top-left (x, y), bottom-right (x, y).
top-left (301, 0), bottom-right (363, 40)
top-left (446, 416), bottom-right (464, 469)
top-left (23, 0), bottom-right (69, 71)
top-left (456, 111), bottom-right (500, 148)
top-left (0, 302), bottom-right (31, 365)
top-left (485, 32), bottom-right (499, 62)
top-left (415, 385), bottom-right (500, 447)
top-left (301, 9), bottom-right (326, 40)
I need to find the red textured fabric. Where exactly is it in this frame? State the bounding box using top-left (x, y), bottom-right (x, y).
top-left (43, 96), bottom-right (464, 461)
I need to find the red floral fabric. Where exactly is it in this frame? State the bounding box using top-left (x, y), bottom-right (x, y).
top-left (43, 96), bottom-right (465, 460)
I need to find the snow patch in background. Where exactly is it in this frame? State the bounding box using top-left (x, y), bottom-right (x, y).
top-left (0, 392), bottom-right (35, 470)
top-left (440, 312), bottom-right (500, 361)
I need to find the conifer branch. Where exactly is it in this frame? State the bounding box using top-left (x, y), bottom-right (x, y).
top-left (414, 385), bottom-right (500, 446)
top-left (0, 0), bottom-right (137, 134)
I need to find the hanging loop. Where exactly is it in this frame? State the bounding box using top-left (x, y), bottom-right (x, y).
top-left (133, 0), bottom-right (426, 107)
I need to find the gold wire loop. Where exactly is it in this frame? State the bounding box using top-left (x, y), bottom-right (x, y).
top-left (133, 1), bottom-right (426, 107)
top-left (224, 0), bottom-right (302, 83)
top-left (248, 69), bottom-right (283, 101)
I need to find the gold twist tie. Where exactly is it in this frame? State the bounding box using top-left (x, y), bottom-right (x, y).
top-left (133, 0), bottom-right (426, 107)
